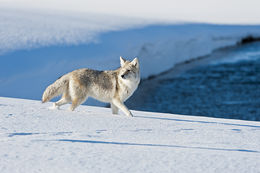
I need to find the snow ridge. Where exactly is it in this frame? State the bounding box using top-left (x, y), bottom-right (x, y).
top-left (0, 7), bottom-right (154, 55)
top-left (1, 97), bottom-right (260, 173)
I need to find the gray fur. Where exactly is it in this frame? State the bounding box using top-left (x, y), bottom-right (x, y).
top-left (76, 69), bottom-right (115, 91)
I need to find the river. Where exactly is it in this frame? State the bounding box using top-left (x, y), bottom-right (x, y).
top-left (127, 42), bottom-right (260, 121)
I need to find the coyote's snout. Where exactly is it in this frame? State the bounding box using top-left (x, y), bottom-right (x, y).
top-left (42, 57), bottom-right (140, 117)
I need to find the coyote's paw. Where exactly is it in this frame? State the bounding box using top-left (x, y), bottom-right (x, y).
top-left (48, 103), bottom-right (60, 110)
top-left (69, 107), bottom-right (75, 111)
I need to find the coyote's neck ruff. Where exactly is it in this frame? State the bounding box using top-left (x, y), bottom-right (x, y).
top-left (42, 57), bottom-right (140, 117)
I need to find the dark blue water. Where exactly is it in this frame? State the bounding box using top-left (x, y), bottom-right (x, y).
top-left (134, 42), bottom-right (260, 121)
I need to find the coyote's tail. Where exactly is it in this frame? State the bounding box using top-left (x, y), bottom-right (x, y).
top-left (42, 75), bottom-right (69, 103)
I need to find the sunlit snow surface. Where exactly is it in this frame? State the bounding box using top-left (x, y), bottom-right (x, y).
top-left (0, 97), bottom-right (260, 172)
top-left (0, 7), bottom-right (153, 55)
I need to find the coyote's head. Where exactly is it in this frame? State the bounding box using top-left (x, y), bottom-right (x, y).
top-left (119, 56), bottom-right (140, 83)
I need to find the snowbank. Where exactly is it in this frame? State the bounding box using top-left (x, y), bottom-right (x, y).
top-left (0, 97), bottom-right (260, 172)
top-left (2, 0), bottom-right (260, 24)
top-left (0, 7), bottom-right (153, 55)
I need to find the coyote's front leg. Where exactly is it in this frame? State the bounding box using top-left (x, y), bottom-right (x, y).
top-left (111, 103), bottom-right (119, 114)
top-left (112, 99), bottom-right (133, 117)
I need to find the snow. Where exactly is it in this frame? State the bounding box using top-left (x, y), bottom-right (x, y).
top-left (0, 7), bottom-right (153, 55)
top-left (1, 2), bottom-right (260, 171)
top-left (2, 0), bottom-right (260, 24)
top-left (1, 97), bottom-right (260, 173)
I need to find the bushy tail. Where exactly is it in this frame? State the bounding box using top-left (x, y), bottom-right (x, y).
top-left (42, 75), bottom-right (69, 103)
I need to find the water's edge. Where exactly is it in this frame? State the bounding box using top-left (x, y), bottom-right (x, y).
top-left (126, 37), bottom-right (260, 121)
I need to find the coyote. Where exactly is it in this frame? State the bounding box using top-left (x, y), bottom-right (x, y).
top-left (42, 57), bottom-right (140, 117)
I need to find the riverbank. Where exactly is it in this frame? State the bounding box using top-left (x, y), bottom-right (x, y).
top-left (127, 41), bottom-right (260, 121)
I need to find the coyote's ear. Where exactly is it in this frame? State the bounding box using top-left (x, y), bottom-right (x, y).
top-left (120, 56), bottom-right (126, 67)
top-left (131, 57), bottom-right (139, 67)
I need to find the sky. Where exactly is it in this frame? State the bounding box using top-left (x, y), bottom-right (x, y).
top-left (1, 0), bottom-right (260, 24)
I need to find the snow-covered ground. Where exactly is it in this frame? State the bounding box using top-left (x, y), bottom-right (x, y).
top-left (1, 97), bottom-right (260, 173)
top-left (1, 1), bottom-right (260, 172)
top-left (2, 0), bottom-right (260, 24)
top-left (0, 7), bottom-right (154, 55)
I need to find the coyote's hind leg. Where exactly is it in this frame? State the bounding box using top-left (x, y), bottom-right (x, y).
top-left (54, 91), bottom-right (71, 109)
top-left (70, 96), bottom-right (87, 111)
top-left (68, 78), bottom-right (88, 111)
